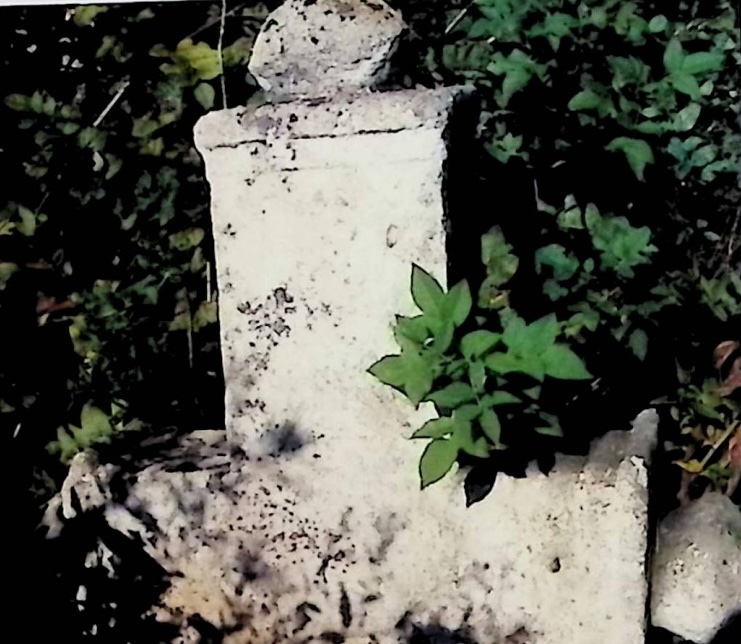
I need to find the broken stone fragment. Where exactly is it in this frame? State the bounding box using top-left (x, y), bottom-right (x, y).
top-left (651, 492), bottom-right (741, 644)
top-left (249, 0), bottom-right (406, 99)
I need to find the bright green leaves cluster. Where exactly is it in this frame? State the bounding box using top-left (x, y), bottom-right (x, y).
top-left (415, 0), bottom-right (740, 496)
top-left (663, 38), bottom-right (725, 98)
top-left (487, 314), bottom-right (591, 382)
top-left (369, 266), bottom-right (591, 489)
top-left (370, 265), bottom-right (472, 405)
top-left (454, 0), bottom-right (733, 169)
top-left (535, 197), bottom-right (657, 301)
top-left (478, 226), bottom-right (518, 309)
top-left (486, 49), bottom-right (546, 107)
top-left (48, 404), bottom-right (116, 463)
top-left (605, 137), bottom-right (654, 181)
top-left (152, 38), bottom-right (223, 85)
top-left (0, 2), bottom-right (268, 474)
top-left (584, 206), bottom-right (657, 279)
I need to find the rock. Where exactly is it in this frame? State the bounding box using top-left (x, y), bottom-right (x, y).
top-left (651, 492), bottom-right (741, 643)
top-left (249, 0), bottom-right (405, 98)
top-left (589, 408), bottom-right (659, 467)
top-left (44, 410), bottom-right (656, 644)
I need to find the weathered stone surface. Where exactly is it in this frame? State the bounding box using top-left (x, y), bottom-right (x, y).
top-left (249, 0), bottom-right (405, 98)
top-left (41, 2), bottom-right (658, 641)
top-left (651, 492), bottom-right (741, 644)
top-left (45, 413), bottom-right (656, 644)
top-left (193, 86), bottom-right (467, 453)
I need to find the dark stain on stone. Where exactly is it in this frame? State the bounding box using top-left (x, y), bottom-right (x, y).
top-left (265, 421), bottom-right (308, 456)
top-left (550, 557), bottom-right (561, 573)
top-left (187, 614), bottom-right (224, 644)
top-left (274, 286), bottom-right (294, 307)
top-left (397, 615), bottom-right (479, 644)
top-left (321, 633), bottom-right (345, 644)
top-left (339, 584), bottom-right (352, 628)
top-left (235, 550), bottom-right (268, 582)
top-left (504, 627), bottom-right (531, 644)
top-left (293, 602), bottom-right (321, 634)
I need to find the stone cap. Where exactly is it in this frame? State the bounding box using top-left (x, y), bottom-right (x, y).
top-left (249, 0), bottom-right (406, 99)
top-left (194, 86), bottom-right (473, 151)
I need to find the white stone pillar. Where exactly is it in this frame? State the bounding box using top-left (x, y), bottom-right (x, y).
top-left (189, 2), bottom-right (653, 643)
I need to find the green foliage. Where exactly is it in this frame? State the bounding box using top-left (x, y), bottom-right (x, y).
top-left (370, 266), bottom-right (590, 488)
top-left (373, 0), bottom-right (740, 494)
top-left (1, 2), bottom-right (273, 488)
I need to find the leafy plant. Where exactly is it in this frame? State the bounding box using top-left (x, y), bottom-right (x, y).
top-left (377, 0), bottom-right (740, 500)
top-left (370, 264), bottom-right (590, 489)
top-left (1, 2), bottom-right (274, 492)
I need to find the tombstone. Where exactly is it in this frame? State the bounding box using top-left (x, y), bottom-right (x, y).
top-left (46, 2), bottom-right (657, 642)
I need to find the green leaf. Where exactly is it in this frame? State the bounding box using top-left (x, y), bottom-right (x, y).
top-left (670, 73), bottom-right (702, 98)
top-left (503, 314), bottom-right (559, 356)
top-left (78, 127), bottom-right (107, 151)
top-left (404, 359), bottom-right (435, 405)
top-left (690, 144), bottom-right (718, 168)
top-left (568, 89), bottom-right (602, 111)
top-left (663, 38), bottom-right (685, 73)
top-left (453, 420), bottom-right (489, 458)
top-left (446, 280), bottom-right (472, 326)
top-left (368, 355), bottom-right (407, 387)
top-left (535, 424), bottom-right (563, 437)
top-left (481, 226), bottom-right (519, 287)
top-left (194, 83), bottom-right (215, 110)
top-left (419, 439), bottom-right (458, 488)
top-left (673, 103), bottom-right (701, 132)
top-left (454, 404), bottom-right (481, 422)
top-left (425, 383), bottom-right (476, 410)
top-left (58, 122), bottom-right (81, 135)
top-left (412, 417), bottom-right (454, 439)
top-left (411, 264), bottom-right (445, 318)
top-left (483, 391), bottom-right (521, 406)
top-left (605, 137), bottom-right (654, 181)
top-left (648, 15), bottom-right (668, 33)
top-left (485, 352), bottom-right (545, 381)
top-left (169, 227), bottom-right (205, 251)
top-left (485, 352), bottom-right (523, 374)
top-left (487, 50), bottom-right (541, 107)
top-left (48, 428), bottom-right (81, 462)
top-left (682, 51), bottom-right (725, 75)
top-left (17, 206), bottom-right (37, 237)
top-left (461, 330), bottom-right (501, 360)
top-left (479, 409), bottom-right (502, 444)
top-left (431, 319), bottom-right (455, 353)
top-left (500, 67), bottom-right (531, 106)
top-left (541, 345), bottom-right (591, 380)
top-left (628, 328), bottom-right (648, 361)
top-left (535, 244), bottom-right (579, 282)
top-left (80, 404), bottom-right (113, 438)
top-left (132, 116), bottom-right (161, 138)
top-left (395, 315), bottom-right (429, 344)
top-left (73, 5), bottom-right (108, 27)
top-left (587, 213), bottom-right (657, 277)
top-left (468, 361), bottom-right (487, 393)
top-left (4, 94), bottom-right (28, 111)
top-left (192, 300), bottom-right (217, 331)
top-left (526, 314), bottom-right (560, 354)
top-left (171, 39), bottom-right (222, 82)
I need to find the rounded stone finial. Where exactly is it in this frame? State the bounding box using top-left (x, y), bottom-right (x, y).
top-left (248, 0), bottom-right (406, 99)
